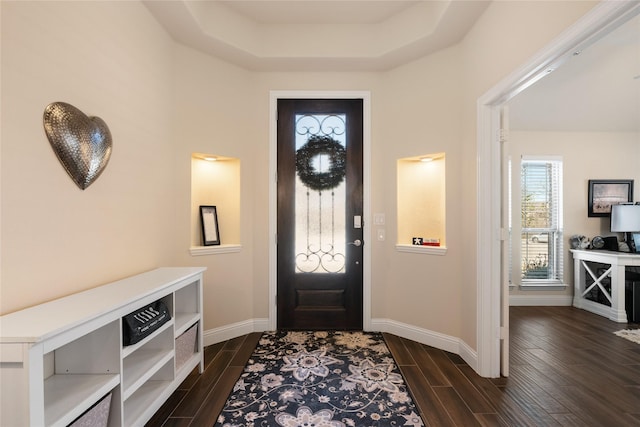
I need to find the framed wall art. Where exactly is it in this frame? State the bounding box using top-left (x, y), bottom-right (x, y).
top-left (588, 179), bottom-right (634, 217)
top-left (199, 205), bottom-right (220, 245)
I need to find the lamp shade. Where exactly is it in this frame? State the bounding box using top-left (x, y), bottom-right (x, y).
top-left (611, 204), bottom-right (640, 232)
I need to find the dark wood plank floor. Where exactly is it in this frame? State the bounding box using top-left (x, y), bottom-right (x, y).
top-left (147, 307), bottom-right (640, 426)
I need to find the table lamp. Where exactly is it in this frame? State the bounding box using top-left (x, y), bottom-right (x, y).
top-left (611, 204), bottom-right (640, 251)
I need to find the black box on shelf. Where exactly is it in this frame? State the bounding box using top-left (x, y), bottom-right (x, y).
top-left (122, 299), bottom-right (171, 346)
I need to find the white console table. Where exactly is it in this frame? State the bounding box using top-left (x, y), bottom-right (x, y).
top-left (0, 267), bottom-right (205, 426)
top-left (571, 249), bottom-right (640, 322)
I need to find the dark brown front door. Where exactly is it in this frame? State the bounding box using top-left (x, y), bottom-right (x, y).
top-left (277, 98), bottom-right (363, 330)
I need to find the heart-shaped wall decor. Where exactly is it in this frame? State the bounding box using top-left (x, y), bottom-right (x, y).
top-left (43, 102), bottom-right (112, 190)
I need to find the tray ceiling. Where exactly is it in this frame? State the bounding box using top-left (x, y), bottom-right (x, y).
top-left (143, 0), bottom-right (490, 71)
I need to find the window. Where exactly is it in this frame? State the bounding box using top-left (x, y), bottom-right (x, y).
top-left (520, 157), bottom-right (563, 284)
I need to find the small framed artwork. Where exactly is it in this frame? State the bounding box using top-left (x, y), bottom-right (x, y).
top-left (588, 179), bottom-right (634, 217)
top-left (199, 205), bottom-right (220, 245)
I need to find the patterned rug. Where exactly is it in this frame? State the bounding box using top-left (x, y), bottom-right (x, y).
top-left (614, 329), bottom-right (640, 344)
top-left (215, 331), bottom-right (424, 427)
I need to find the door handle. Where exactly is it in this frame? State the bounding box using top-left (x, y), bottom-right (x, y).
top-left (348, 239), bottom-right (363, 247)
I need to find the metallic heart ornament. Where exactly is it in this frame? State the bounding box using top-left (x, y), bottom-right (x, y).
top-left (43, 102), bottom-right (112, 190)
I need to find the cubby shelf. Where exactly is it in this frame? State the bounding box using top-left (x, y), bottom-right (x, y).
top-left (44, 373), bottom-right (119, 427)
top-left (121, 320), bottom-right (174, 358)
top-left (175, 313), bottom-right (200, 336)
top-left (123, 379), bottom-right (172, 426)
top-left (0, 267), bottom-right (205, 427)
top-left (122, 349), bottom-right (174, 400)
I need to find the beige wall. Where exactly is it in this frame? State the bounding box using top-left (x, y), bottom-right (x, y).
top-left (169, 46), bottom-right (259, 329)
top-left (455, 0), bottom-right (597, 347)
top-left (0, 1), bottom-right (176, 313)
top-left (1, 1), bottom-right (599, 354)
top-left (509, 131), bottom-right (640, 296)
top-left (375, 46), bottom-right (465, 332)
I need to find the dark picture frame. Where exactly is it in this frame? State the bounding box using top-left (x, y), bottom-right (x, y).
top-left (199, 205), bottom-right (220, 245)
top-left (588, 179), bottom-right (634, 217)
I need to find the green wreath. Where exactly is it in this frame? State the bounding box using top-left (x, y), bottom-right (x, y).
top-left (296, 135), bottom-right (346, 191)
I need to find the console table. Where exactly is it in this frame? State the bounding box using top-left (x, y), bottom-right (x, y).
top-left (0, 267), bottom-right (205, 426)
top-left (571, 249), bottom-right (640, 322)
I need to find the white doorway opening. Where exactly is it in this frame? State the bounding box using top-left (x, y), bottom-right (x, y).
top-left (476, 1), bottom-right (640, 378)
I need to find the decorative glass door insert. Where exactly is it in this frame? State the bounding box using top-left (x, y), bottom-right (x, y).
top-left (277, 98), bottom-right (363, 330)
top-left (294, 114), bottom-right (347, 274)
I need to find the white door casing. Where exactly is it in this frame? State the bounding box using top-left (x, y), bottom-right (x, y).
top-left (476, 1), bottom-right (640, 377)
top-left (269, 91), bottom-right (372, 332)
top-left (500, 106), bottom-right (510, 377)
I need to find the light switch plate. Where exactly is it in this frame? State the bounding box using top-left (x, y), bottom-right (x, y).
top-left (374, 213), bottom-right (385, 225)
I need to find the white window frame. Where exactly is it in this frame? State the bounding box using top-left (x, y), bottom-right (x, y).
top-left (519, 155), bottom-right (564, 288)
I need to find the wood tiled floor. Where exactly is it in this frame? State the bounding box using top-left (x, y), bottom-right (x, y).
top-left (147, 307), bottom-right (640, 426)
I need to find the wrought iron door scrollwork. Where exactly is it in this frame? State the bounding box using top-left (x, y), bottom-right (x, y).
top-left (294, 113), bottom-right (349, 274)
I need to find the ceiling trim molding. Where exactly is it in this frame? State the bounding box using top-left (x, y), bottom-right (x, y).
top-left (143, 0), bottom-right (490, 71)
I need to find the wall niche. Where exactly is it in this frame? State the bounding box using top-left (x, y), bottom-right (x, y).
top-left (396, 153), bottom-right (447, 255)
top-left (190, 153), bottom-right (241, 255)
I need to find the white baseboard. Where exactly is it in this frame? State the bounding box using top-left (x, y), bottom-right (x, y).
top-left (573, 298), bottom-right (612, 319)
top-left (509, 295), bottom-right (573, 306)
top-left (204, 317), bottom-right (478, 372)
top-left (370, 318), bottom-right (478, 372)
top-left (203, 318), bottom-right (270, 347)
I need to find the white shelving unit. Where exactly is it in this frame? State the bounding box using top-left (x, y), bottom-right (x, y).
top-left (0, 267), bottom-right (205, 426)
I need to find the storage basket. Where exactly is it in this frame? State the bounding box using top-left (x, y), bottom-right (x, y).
top-left (175, 324), bottom-right (198, 369)
top-left (69, 392), bottom-right (111, 427)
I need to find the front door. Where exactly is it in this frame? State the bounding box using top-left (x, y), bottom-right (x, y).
top-left (277, 98), bottom-right (363, 330)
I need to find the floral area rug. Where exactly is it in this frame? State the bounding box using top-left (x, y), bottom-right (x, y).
top-left (215, 331), bottom-right (424, 427)
top-left (614, 329), bottom-right (640, 344)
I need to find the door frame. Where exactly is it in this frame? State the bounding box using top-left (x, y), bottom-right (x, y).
top-left (269, 91), bottom-right (372, 331)
top-left (476, 1), bottom-right (640, 377)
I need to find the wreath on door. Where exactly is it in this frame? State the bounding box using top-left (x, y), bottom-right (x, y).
top-left (296, 135), bottom-right (346, 191)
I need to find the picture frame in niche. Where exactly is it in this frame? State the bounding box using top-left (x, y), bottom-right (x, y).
top-left (588, 179), bottom-right (634, 217)
top-left (199, 205), bottom-right (220, 245)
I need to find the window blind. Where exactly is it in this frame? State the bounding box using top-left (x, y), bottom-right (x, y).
top-left (520, 157), bottom-right (563, 282)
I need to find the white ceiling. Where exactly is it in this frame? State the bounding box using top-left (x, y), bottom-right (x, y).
top-left (508, 12), bottom-right (640, 132)
top-left (219, 1), bottom-right (419, 25)
top-left (143, 0), bottom-right (490, 71)
top-left (144, 1), bottom-right (639, 132)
